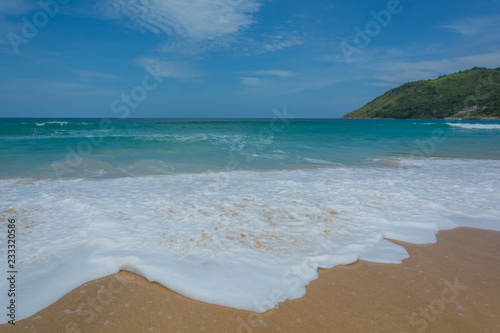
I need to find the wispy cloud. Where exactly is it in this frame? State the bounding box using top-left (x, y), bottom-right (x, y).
top-left (441, 15), bottom-right (500, 37)
top-left (455, 52), bottom-right (500, 68)
top-left (237, 69), bottom-right (297, 87)
top-left (136, 57), bottom-right (205, 79)
top-left (237, 71), bottom-right (342, 95)
top-left (92, 0), bottom-right (261, 40)
top-left (157, 38), bottom-right (232, 56)
top-left (373, 51), bottom-right (500, 84)
top-left (251, 32), bottom-right (304, 55)
top-left (239, 77), bottom-right (261, 86)
top-left (277, 77), bottom-right (341, 96)
top-left (82, 1), bottom-right (304, 58)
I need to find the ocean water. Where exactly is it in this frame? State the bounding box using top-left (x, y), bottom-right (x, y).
top-left (1, 118), bottom-right (500, 322)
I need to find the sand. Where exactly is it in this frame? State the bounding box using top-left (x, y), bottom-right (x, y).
top-left (2, 227), bottom-right (499, 333)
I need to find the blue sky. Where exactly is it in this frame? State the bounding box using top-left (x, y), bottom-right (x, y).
top-left (1, 0), bottom-right (500, 118)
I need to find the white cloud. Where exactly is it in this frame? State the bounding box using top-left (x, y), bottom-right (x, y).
top-left (158, 38), bottom-right (232, 56)
top-left (136, 57), bottom-right (205, 79)
top-left (93, 0), bottom-right (261, 40)
top-left (80, 1), bottom-right (305, 58)
top-left (255, 32), bottom-right (304, 54)
top-left (373, 59), bottom-right (451, 83)
top-left (239, 77), bottom-right (261, 86)
top-left (441, 15), bottom-right (500, 37)
top-left (237, 71), bottom-right (342, 95)
top-left (455, 52), bottom-right (500, 69)
top-left (372, 51), bottom-right (500, 84)
top-left (219, 31), bottom-right (305, 57)
top-left (84, 0), bottom-right (304, 58)
top-left (237, 69), bottom-right (299, 88)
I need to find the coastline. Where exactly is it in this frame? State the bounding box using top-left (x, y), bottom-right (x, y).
top-left (2, 227), bottom-right (499, 332)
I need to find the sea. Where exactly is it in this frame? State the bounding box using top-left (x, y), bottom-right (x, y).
top-left (1, 118), bottom-right (500, 322)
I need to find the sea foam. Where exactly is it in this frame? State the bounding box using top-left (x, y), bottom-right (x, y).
top-left (446, 123), bottom-right (500, 130)
top-left (1, 158), bottom-right (499, 323)
top-left (35, 121), bottom-right (69, 126)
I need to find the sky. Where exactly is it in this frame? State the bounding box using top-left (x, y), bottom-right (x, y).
top-left (1, 0), bottom-right (500, 118)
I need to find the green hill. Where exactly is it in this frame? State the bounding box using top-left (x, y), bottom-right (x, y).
top-left (342, 67), bottom-right (500, 119)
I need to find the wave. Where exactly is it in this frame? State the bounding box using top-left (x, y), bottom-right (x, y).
top-left (303, 158), bottom-right (337, 165)
top-left (1, 158), bottom-right (499, 322)
top-left (446, 123), bottom-right (500, 130)
top-left (35, 121), bottom-right (69, 126)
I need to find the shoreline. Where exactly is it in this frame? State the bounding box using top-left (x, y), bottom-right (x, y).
top-left (2, 227), bottom-right (500, 332)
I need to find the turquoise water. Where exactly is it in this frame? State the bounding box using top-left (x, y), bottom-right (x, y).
top-left (1, 118), bottom-right (500, 179)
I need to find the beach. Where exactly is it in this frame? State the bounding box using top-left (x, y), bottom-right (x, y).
top-left (1, 119), bottom-right (500, 331)
top-left (2, 227), bottom-right (499, 332)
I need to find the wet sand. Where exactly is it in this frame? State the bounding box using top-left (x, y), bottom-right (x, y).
top-left (2, 227), bottom-right (499, 333)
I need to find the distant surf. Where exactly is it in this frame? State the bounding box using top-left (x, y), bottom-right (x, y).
top-left (446, 123), bottom-right (500, 130)
top-left (35, 121), bottom-right (69, 126)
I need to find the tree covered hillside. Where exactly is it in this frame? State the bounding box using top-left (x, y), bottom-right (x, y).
top-left (342, 67), bottom-right (500, 119)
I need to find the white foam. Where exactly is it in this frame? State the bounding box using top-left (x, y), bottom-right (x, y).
top-left (35, 121), bottom-right (69, 126)
top-left (446, 123), bottom-right (500, 130)
top-left (1, 158), bottom-right (499, 322)
top-left (303, 158), bottom-right (337, 165)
